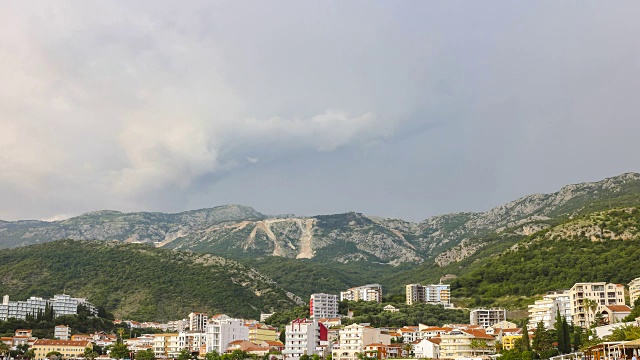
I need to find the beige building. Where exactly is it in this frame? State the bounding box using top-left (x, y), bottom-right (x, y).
top-left (439, 329), bottom-right (495, 359)
top-left (33, 339), bottom-right (92, 360)
top-left (247, 323), bottom-right (278, 343)
top-left (332, 324), bottom-right (390, 360)
top-left (629, 278), bottom-right (640, 307)
top-left (340, 285), bottom-right (382, 303)
top-left (569, 282), bottom-right (626, 328)
top-left (406, 284), bottom-right (451, 306)
top-left (153, 333), bottom-right (181, 358)
top-left (528, 290), bottom-right (572, 329)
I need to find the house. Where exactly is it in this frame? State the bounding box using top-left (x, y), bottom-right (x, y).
top-left (383, 305), bottom-right (399, 313)
top-left (600, 305), bottom-right (632, 325)
top-left (363, 343), bottom-right (404, 359)
top-left (413, 337), bottom-right (440, 359)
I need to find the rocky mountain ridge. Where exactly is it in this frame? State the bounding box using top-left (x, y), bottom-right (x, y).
top-left (1, 173), bottom-right (639, 266)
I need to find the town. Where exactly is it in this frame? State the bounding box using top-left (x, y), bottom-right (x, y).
top-left (2, 279), bottom-right (640, 360)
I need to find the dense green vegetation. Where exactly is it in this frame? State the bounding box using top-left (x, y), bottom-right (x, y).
top-left (0, 240), bottom-right (297, 321)
top-left (265, 300), bottom-right (468, 329)
top-left (449, 209), bottom-right (640, 306)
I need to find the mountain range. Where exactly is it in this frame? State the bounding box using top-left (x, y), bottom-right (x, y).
top-left (1, 172), bottom-right (639, 319)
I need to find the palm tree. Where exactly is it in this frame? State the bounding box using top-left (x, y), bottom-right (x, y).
top-left (469, 340), bottom-right (480, 357)
top-left (583, 299), bottom-right (599, 328)
top-left (402, 343), bottom-right (413, 358)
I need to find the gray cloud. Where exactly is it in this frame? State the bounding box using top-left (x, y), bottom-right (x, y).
top-left (1, 1), bottom-right (639, 221)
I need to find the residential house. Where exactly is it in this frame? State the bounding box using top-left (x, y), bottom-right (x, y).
top-left (569, 282), bottom-right (626, 328)
top-left (282, 318), bottom-right (328, 360)
top-left (332, 323), bottom-right (390, 360)
top-left (439, 328), bottom-right (496, 359)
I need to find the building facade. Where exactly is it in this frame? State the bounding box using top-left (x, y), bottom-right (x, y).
top-left (528, 290), bottom-right (572, 329)
top-left (469, 308), bottom-right (507, 328)
top-left (33, 340), bottom-right (92, 360)
top-left (439, 329), bottom-right (495, 359)
top-left (405, 284), bottom-right (451, 306)
top-left (205, 315), bottom-right (248, 355)
top-left (310, 294), bottom-right (339, 320)
top-left (569, 282), bottom-right (626, 328)
top-left (340, 285), bottom-right (382, 303)
top-left (189, 312), bottom-right (208, 332)
top-left (54, 325), bottom-right (70, 340)
top-left (0, 294), bottom-right (97, 321)
top-left (282, 318), bottom-right (328, 360)
top-left (332, 324), bottom-right (390, 360)
top-left (629, 278), bottom-right (640, 307)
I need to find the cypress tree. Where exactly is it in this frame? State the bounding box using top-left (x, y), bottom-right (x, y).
top-left (562, 317), bottom-right (571, 353)
top-left (555, 310), bottom-right (565, 353)
top-left (522, 322), bottom-right (531, 350)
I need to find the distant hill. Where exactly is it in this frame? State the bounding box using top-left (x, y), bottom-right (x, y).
top-left (0, 239), bottom-right (302, 321)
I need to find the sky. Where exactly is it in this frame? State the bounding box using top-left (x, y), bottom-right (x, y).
top-left (1, 1), bottom-right (640, 222)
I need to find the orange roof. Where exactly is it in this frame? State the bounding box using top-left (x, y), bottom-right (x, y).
top-left (464, 329), bottom-right (495, 340)
top-left (427, 338), bottom-right (442, 345)
top-left (604, 305), bottom-right (632, 312)
top-left (34, 340), bottom-right (91, 346)
top-left (421, 327), bottom-right (452, 332)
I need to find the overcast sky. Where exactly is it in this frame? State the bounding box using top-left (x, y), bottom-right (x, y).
top-left (1, 1), bottom-right (639, 222)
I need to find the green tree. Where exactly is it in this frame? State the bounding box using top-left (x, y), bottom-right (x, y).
top-left (84, 347), bottom-right (99, 360)
top-left (562, 318), bottom-right (571, 354)
top-left (0, 343), bottom-right (9, 358)
top-left (177, 349), bottom-right (193, 360)
top-left (46, 351), bottom-right (62, 360)
top-left (555, 311), bottom-right (565, 354)
top-left (135, 349), bottom-right (156, 360)
top-left (521, 323), bottom-right (531, 351)
top-left (470, 340), bottom-right (480, 356)
top-left (205, 351), bottom-right (221, 360)
top-left (109, 343), bottom-right (130, 359)
top-left (230, 350), bottom-right (247, 360)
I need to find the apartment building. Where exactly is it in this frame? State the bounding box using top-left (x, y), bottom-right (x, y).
top-left (282, 318), bottom-right (328, 359)
top-left (205, 315), bottom-right (249, 355)
top-left (189, 312), bottom-right (208, 332)
top-left (469, 308), bottom-right (507, 328)
top-left (0, 294), bottom-right (97, 321)
top-left (310, 294), bottom-right (339, 320)
top-left (340, 285), bottom-right (382, 303)
top-left (54, 325), bottom-right (70, 340)
top-left (247, 323), bottom-right (278, 343)
top-left (332, 323), bottom-right (390, 360)
top-left (33, 339), bottom-right (92, 360)
top-left (569, 282), bottom-right (625, 328)
top-left (629, 277), bottom-right (640, 307)
top-left (405, 284), bottom-right (451, 306)
top-left (439, 329), bottom-right (495, 359)
top-left (154, 333), bottom-right (181, 358)
top-left (528, 290), bottom-right (572, 329)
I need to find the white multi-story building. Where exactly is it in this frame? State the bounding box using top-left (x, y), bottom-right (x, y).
top-left (406, 284), bottom-right (451, 306)
top-left (54, 325), bottom-right (70, 340)
top-left (628, 278), bottom-right (640, 307)
top-left (470, 308), bottom-right (507, 328)
top-left (340, 285), bottom-right (382, 303)
top-left (205, 315), bottom-right (248, 354)
top-left (283, 318), bottom-right (328, 359)
top-left (188, 312), bottom-right (208, 332)
top-left (332, 323), bottom-right (390, 360)
top-left (0, 294), bottom-right (96, 321)
top-left (528, 290), bottom-right (572, 329)
top-left (310, 294), bottom-right (338, 320)
top-left (569, 282), bottom-right (626, 328)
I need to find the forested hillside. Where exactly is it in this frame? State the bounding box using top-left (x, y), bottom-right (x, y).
top-left (0, 240), bottom-right (300, 321)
